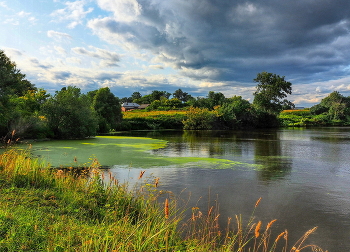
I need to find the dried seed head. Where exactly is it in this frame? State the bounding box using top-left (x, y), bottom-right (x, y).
top-left (255, 197), bottom-right (262, 207)
top-left (138, 170), bottom-right (145, 179)
top-left (164, 198), bottom-right (169, 219)
top-left (266, 219), bottom-right (277, 231)
top-left (255, 221), bottom-right (262, 238)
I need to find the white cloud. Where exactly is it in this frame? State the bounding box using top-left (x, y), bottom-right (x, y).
top-left (96, 0), bottom-right (142, 22)
top-left (17, 11), bottom-right (31, 17)
top-left (67, 57), bottom-right (82, 65)
top-left (51, 0), bottom-right (93, 28)
top-left (0, 1), bottom-right (9, 9)
top-left (54, 46), bottom-right (67, 55)
top-left (72, 46), bottom-right (120, 67)
top-left (47, 30), bottom-right (72, 41)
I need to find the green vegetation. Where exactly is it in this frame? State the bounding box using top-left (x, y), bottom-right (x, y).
top-left (0, 149), bottom-right (325, 251)
top-left (279, 91), bottom-right (350, 127)
top-left (3, 48), bottom-right (350, 141)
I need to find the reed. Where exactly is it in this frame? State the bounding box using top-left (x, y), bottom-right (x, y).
top-left (0, 149), bottom-right (327, 251)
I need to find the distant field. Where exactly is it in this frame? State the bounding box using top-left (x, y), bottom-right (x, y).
top-left (282, 109), bottom-right (310, 113)
top-left (123, 110), bottom-right (187, 119)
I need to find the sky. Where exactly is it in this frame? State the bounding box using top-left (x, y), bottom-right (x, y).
top-left (1, 0), bottom-right (350, 106)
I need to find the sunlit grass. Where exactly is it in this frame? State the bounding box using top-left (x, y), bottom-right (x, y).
top-left (123, 110), bottom-right (187, 119)
top-left (0, 149), bottom-right (327, 251)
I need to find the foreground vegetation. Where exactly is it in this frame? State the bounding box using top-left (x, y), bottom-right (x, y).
top-left (0, 149), bottom-right (326, 251)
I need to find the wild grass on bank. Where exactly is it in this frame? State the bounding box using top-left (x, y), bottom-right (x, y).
top-left (0, 149), bottom-right (327, 251)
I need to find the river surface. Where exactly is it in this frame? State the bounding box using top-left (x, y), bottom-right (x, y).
top-left (30, 128), bottom-right (350, 251)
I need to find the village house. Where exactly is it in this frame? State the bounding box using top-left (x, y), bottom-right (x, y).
top-left (121, 103), bottom-right (150, 112)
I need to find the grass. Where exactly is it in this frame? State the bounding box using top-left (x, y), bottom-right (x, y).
top-left (0, 148), bottom-right (327, 251)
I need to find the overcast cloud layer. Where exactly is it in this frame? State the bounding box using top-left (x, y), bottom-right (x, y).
top-left (2, 0), bottom-right (350, 105)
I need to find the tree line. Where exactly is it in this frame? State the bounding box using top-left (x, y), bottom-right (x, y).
top-left (2, 49), bottom-right (349, 141)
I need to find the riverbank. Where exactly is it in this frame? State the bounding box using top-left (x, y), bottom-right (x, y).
top-left (0, 149), bottom-right (325, 251)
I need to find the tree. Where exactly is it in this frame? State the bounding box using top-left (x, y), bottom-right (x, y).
top-left (0, 50), bottom-right (36, 137)
top-left (150, 90), bottom-right (171, 101)
top-left (310, 91), bottom-right (350, 121)
top-left (207, 91), bottom-right (226, 109)
top-left (0, 50), bottom-right (36, 97)
top-left (253, 72), bottom-right (294, 114)
top-left (8, 89), bottom-right (50, 138)
top-left (218, 96), bottom-right (253, 128)
top-left (131, 92), bottom-right (142, 102)
top-left (42, 86), bottom-right (98, 139)
top-left (173, 89), bottom-right (192, 102)
top-left (91, 87), bottom-right (122, 133)
top-left (183, 107), bottom-right (217, 130)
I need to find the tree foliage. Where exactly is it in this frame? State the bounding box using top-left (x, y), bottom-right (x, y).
top-left (310, 91), bottom-right (350, 121)
top-left (0, 50), bottom-right (36, 137)
top-left (253, 72), bottom-right (294, 114)
top-left (183, 107), bottom-right (217, 130)
top-left (42, 86), bottom-right (98, 139)
top-left (91, 87), bottom-right (122, 133)
top-left (173, 89), bottom-right (192, 102)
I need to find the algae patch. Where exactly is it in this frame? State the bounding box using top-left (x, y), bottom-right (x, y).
top-left (28, 135), bottom-right (259, 170)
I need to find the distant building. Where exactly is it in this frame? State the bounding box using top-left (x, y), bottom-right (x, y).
top-left (138, 104), bottom-right (150, 110)
top-left (121, 103), bottom-right (150, 112)
top-left (121, 102), bottom-right (140, 112)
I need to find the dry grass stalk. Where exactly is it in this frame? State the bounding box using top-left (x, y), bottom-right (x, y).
top-left (255, 221), bottom-right (262, 238)
top-left (138, 170), bottom-right (145, 179)
top-left (154, 177), bottom-right (160, 187)
top-left (255, 197), bottom-right (262, 207)
top-left (164, 198), bottom-right (169, 219)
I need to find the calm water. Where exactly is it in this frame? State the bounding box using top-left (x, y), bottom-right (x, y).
top-left (110, 128), bottom-right (350, 251)
top-left (30, 128), bottom-right (350, 251)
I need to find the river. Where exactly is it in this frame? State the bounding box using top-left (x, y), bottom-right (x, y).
top-left (30, 127), bottom-right (350, 251)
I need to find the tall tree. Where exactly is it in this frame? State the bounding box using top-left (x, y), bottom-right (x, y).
top-left (92, 87), bottom-right (122, 133)
top-left (173, 89), bottom-right (192, 102)
top-left (0, 50), bottom-right (36, 137)
top-left (131, 92), bottom-right (142, 102)
top-left (253, 72), bottom-right (294, 114)
top-left (42, 86), bottom-right (98, 139)
top-left (310, 91), bottom-right (350, 121)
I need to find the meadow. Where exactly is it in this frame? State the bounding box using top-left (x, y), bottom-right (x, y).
top-left (0, 148), bottom-right (326, 251)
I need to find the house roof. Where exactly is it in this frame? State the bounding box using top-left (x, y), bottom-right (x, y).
top-left (138, 104), bottom-right (150, 109)
top-left (122, 102), bottom-right (140, 108)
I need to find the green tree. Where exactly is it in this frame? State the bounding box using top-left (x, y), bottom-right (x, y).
top-left (42, 86), bottom-right (98, 139)
top-left (182, 107), bottom-right (217, 130)
top-left (173, 89), bottom-right (192, 102)
top-left (218, 96), bottom-right (253, 128)
top-left (91, 87), bottom-right (122, 133)
top-left (0, 50), bottom-right (36, 137)
top-left (147, 98), bottom-right (183, 111)
top-left (131, 92), bottom-right (142, 102)
top-left (8, 89), bottom-right (50, 138)
top-left (207, 91), bottom-right (226, 109)
top-left (310, 91), bottom-right (350, 121)
top-left (253, 72), bottom-right (294, 114)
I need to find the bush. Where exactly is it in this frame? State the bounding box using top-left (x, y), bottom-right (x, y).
top-left (182, 107), bottom-right (217, 130)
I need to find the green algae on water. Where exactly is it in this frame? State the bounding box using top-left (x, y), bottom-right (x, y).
top-left (28, 136), bottom-right (260, 170)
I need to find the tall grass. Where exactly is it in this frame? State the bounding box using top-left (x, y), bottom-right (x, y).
top-left (0, 149), bottom-right (327, 251)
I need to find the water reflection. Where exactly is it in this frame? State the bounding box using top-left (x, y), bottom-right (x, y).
top-left (252, 130), bottom-right (292, 181)
top-left (147, 130), bottom-right (292, 181)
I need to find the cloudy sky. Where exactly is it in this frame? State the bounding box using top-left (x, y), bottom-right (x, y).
top-left (1, 0), bottom-right (350, 106)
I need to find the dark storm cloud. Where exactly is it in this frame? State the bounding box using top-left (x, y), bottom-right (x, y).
top-left (91, 0), bottom-right (350, 85)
